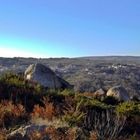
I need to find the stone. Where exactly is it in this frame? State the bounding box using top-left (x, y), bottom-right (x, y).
top-left (24, 63), bottom-right (72, 89)
top-left (94, 88), bottom-right (105, 97)
top-left (107, 86), bottom-right (130, 101)
top-left (94, 88), bottom-right (106, 100)
top-left (7, 124), bottom-right (50, 140)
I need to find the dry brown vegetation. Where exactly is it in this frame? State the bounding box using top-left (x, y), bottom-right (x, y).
top-left (32, 99), bottom-right (55, 120)
top-left (0, 73), bottom-right (139, 140)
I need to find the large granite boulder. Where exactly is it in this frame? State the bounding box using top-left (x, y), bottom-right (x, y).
top-left (107, 86), bottom-right (130, 101)
top-left (24, 63), bottom-right (72, 89)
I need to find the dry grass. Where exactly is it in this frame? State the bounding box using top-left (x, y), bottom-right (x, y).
top-left (89, 131), bottom-right (98, 140)
top-left (31, 100), bottom-right (55, 120)
top-left (0, 130), bottom-right (7, 140)
top-left (0, 100), bottom-right (26, 128)
top-left (31, 118), bottom-right (69, 128)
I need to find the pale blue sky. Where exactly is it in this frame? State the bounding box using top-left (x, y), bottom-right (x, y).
top-left (0, 0), bottom-right (140, 58)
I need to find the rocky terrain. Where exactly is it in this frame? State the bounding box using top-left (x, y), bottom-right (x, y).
top-left (0, 58), bottom-right (139, 139)
top-left (0, 56), bottom-right (140, 98)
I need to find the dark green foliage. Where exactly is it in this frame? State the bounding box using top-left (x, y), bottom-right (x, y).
top-left (62, 99), bottom-right (85, 127)
top-left (103, 96), bottom-right (119, 105)
top-left (0, 73), bottom-right (44, 112)
top-left (60, 89), bottom-right (75, 96)
top-left (75, 95), bottom-right (111, 110)
top-left (116, 101), bottom-right (140, 117)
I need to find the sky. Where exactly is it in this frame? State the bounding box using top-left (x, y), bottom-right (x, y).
top-left (0, 0), bottom-right (140, 58)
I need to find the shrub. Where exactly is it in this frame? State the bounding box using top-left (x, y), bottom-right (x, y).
top-left (28, 130), bottom-right (44, 140)
top-left (60, 89), bottom-right (75, 96)
top-left (0, 73), bottom-right (45, 112)
top-left (103, 96), bottom-right (119, 105)
top-left (116, 101), bottom-right (140, 117)
top-left (89, 131), bottom-right (98, 140)
top-left (32, 99), bottom-right (55, 120)
top-left (0, 72), bottom-right (25, 88)
top-left (0, 101), bottom-right (27, 129)
top-left (0, 130), bottom-right (7, 140)
top-left (128, 133), bottom-right (139, 140)
top-left (46, 126), bottom-right (82, 140)
top-left (75, 95), bottom-right (111, 110)
top-left (83, 108), bottom-right (126, 140)
top-left (62, 99), bottom-right (85, 127)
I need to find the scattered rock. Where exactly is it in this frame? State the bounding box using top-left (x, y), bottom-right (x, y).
top-left (107, 86), bottom-right (130, 101)
top-left (7, 124), bottom-right (50, 140)
top-left (24, 63), bottom-right (72, 89)
top-left (94, 88), bottom-right (106, 99)
top-left (93, 88), bottom-right (106, 100)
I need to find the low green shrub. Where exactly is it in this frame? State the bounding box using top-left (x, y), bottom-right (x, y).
top-left (102, 96), bottom-right (119, 105)
top-left (116, 101), bottom-right (140, 117)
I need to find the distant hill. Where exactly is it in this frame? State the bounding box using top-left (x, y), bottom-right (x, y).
top-left (0, 56), bottom-right (140, 98)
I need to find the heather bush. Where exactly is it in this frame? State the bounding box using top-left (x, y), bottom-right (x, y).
top-left (0, 73), bottom-right (139, 139)
top-left (62, 99), bottom-right (85, 127)
top-left (116, 101), bottom-right (140, 117)
top-left (0, 101), bottom-right (28, 129)
top-left (83, 108), bottom-right (126, 140)
top-left (32, 99), bottom-right (55, 120)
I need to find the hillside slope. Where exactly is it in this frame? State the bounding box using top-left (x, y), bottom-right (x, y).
top-left (0, 56), bottom-right (140, 98)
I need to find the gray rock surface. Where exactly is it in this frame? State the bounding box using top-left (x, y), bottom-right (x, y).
top-left (94, 88), bottom-right (106, 100)
top-left (7, 124), bottom-right (50, 140)
top-left (107, 86), bottom-right (130, 101)
top-left (94, 88), bottom-right (105, 97)
top-left (24, 63), bottom-right (72, 89)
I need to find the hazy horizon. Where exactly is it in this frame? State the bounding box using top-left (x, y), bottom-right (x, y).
top-left (0, 0), bottom-right (140, 58)
top-left (1, 55), bottom-right (140, 59)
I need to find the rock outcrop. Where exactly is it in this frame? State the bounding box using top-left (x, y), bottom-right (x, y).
top-left (107, 86), bottom-right (130, 101)
top-left (24, 63), bottom-right (72, 89)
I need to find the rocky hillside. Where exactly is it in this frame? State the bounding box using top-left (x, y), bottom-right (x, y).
top-left (0, 56), bottom-right (140, 98)
top-left (0, 72), bottom-right (139, 139)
